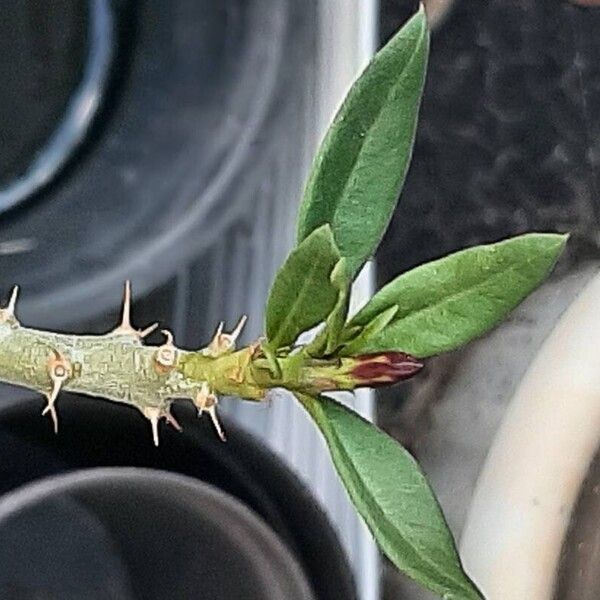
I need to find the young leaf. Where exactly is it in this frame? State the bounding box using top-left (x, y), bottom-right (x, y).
top-left (297, 7), bottom-right (429, 277)
top-left (346, 233), bottom-right (567, 357)
top-left (303, 258), bottom-right (352, 357)
top-left (266, 225), bottom-right (340, 350)
top-left (297, 393), bottom-right (483, 600)
top-left (324, 259), bottom-right (351, 354)
top-left (301, 258), bottom-right (351, 357)
top-left (340, 305), bottom-right (398, 355)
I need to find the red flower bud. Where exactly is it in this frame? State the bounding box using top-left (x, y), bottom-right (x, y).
top-left (302, 351), bottom-right (424, 393)
top-left (350, 352), bottom-right (423, 387)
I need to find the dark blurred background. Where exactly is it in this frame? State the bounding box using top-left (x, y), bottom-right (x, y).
top-left (380, 0), bottom-right (600, 279)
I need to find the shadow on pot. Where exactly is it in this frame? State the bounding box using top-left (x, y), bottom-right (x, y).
top-left (0, 395), bottom-right (356, 600)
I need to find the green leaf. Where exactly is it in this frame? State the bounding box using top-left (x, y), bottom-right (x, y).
top-left (302, 258), bottom-right (351, 357)
top-left (346, 233), bottom-right (568, 358)
top-left (297, 393), bottom-right (483, 600)
top-left (266, 225), bottom-right (340, 349)
top-left (297, 7), bottom-right (429, 277)
top-left (340, 305), bottom-right (398, 355)
top-left (324, 259), bottom-right (351, 354)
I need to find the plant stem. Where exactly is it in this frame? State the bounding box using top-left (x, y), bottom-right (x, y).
top-left (0, 284), bottom-right (422, 440)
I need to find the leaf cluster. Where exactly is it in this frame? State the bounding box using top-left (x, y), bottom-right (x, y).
top-left (262, 7), bottom-right (566, 598)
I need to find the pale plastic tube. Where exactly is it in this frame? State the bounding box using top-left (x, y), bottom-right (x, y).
top-left (460, 270), bottom-right (600, 599)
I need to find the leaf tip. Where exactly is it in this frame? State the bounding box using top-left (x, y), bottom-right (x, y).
top-left (537, 231), bottom-right (570, 260)
top-left (555, 232), bottom-right (570, 254)
top-left (415, 2), bottom-right (431, 30)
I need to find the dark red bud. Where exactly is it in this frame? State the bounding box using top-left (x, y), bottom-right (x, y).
top-left (351, 352), bottom-right (423, 387)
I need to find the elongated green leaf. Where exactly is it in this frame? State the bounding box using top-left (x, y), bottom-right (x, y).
top-left (346, 233), bottom-right (567, 357)
top-left (298, 393), bottom-right (482, 600)
top-left (266, 225), bottom-right (340, 349)
top-left (297, 7), bottom-right (429, 277)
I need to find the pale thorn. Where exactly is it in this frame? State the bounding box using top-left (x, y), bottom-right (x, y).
top-left (202, 321), bottom-right (226, 356)
top-left (206, 403), bottom-right (227, 442)
top-left (110, 281), bottom-right (135, 335)
top-left (0, 285), bottom-right (20, 324)
top-left (195, 381), bottom-right (212, 411)
top-left (151, 417), bottom-right (159, 447)
top-left (163, 409), bottom-right (182, 432)
top-left (42, 354), bottom-right (72, 434)
top-left (230, 314), bottom-right (248, 342)
top-left (42, 379), bottom-right (62, 434)
top-left (161, 330), bottom-right (174, 346)
top-left (248, 339), bottom-right (262, 357)
top-left (6, 286), bottom-right (18, 316)
top-left (139, 322), bottom-right (159, 338)
top-left (111, 281), bottom-right (157, 339)
top-left (194, 383), bottom-right (226, 441)
top-left (114, 280), bottom-right (133, 331)
top-left (144, 407), bottom-right (161, 447)
top-left (203, 315), bottom-right (248, 357)
top-left (122, 279), bottom-right (132, 326)
top-left (42, 401), bottom-right (59, 434)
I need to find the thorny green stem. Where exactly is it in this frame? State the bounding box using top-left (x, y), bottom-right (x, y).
top-left (0, 283), bottom-right (422, 445)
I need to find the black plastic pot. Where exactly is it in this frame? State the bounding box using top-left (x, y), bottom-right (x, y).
top-left (0, 468), bottom-right (314, 600)
top-left (0, 394), bottom-right (356, 600)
